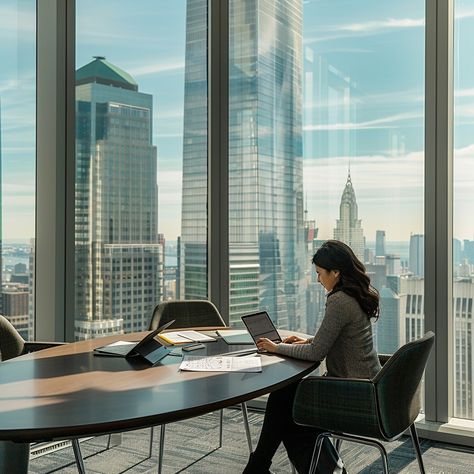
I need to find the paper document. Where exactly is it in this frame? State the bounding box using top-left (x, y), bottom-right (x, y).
top-left (179, 355), bottom-right (262, 373)
top-left (159, 330), bottom-right (216, 344)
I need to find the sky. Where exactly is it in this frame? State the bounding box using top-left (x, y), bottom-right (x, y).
top-left (1, 0), bottom-right (474, 243)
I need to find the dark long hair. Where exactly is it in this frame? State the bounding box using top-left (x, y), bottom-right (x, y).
top-left (312, 240), bottom-right (379, 320)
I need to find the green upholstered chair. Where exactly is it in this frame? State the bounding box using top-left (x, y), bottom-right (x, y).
top-left (292, 331), bottom-right (435, 474)
top-left (149, 300), bottom-right (253, 472)
top-left (0, 315), bottom-right (80, 474)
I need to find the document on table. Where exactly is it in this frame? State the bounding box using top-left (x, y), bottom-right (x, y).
top-left (179, 354), bottom-right (262, 373)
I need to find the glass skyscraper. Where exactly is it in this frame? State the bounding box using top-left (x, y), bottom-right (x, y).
top-left (181, 0), bottom-right (306, 329)
top-left (75, 57), bottom-right (163, 339)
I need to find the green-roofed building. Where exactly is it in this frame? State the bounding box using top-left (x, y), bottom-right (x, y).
top-left (76, 56), bottom-right (138, 91)
top-left (74, 57), bottom-right (163, 340)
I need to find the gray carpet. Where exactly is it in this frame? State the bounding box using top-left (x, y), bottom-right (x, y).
top-left (29, 409), bottom-right (474, 473)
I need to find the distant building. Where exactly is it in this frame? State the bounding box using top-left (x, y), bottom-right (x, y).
top-left (385, 254), bottom-right (401, 276)
top-left (453, 238), bottom-right (462, 267)
top-left (375, 230), bottom-right (386, 257)
top-left (399, 275), bottom-right (474, 419)
top-left (409, 234), bottom-right (424, 277)
top-left (2, 284), bottom-right (30, 339)
top-left (333, 170), bottom-right (365, 261)
top-left (375, 286), bottom-right (400, 354)
top-left (463, 239), bottom-right (474, 265)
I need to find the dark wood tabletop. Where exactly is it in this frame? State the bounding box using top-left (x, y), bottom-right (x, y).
top-left (0, 329), bottom-right (318, 443)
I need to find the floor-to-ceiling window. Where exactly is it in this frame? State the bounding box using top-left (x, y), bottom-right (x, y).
top-left (301, 0), bottom-right (425, 357)
top-left (226, 0), bottom-right (426, 351)
top-left (454, 0), bottom-right (474, 421)
top-left (0, 0), bottom-right (36, 341)
top-left (74, 0), bottom-right (208, 339)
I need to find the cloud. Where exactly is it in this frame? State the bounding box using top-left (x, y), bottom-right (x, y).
top-left (455, 88), bottom-right (474, 98)
top-left (128, 60), bottom-right (185, 77)
top-left (303, 111), bottom-right (422, 131)
top-left (0, 4), bottom-right (35, 37)
top-left (340, 18), bottom-right (424, 33)
top-left (304, 16), bottom-right (423, 44)
top-left (303, 89), bottom-right (423, 111)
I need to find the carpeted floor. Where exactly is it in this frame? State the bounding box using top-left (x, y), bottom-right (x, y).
top-left (29, 409), bottom-right (474, 474)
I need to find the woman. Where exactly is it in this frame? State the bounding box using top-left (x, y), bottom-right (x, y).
top-left (243, 240), bottom-right (381, 474)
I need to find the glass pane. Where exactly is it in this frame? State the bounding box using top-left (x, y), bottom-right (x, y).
top-left (227, 0), bottom-right (425, 351)
top-left (75, 0), bottom-right (207, 339)
top-left (0, 1), bottom-right (36, 341)
top-left (454, 0), bottom-right (474, 420)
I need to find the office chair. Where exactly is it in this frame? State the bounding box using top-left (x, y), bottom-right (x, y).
top-left (0, 315), bottom-right (86, 473)
top-left (292, 331), bottom-right (435, 474)
top-left (149, 300), bottom-right (253, 472)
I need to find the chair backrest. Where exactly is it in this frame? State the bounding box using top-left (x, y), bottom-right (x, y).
top-left (373, 331), bottom-right (435, 439)
top-left (0, 315), bottom-right (26, 362)
top-left (149, 300), bottom-right (225, 330)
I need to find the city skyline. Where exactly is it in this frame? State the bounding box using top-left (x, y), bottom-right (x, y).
top-left (2, 0), bottom-right (474, 243)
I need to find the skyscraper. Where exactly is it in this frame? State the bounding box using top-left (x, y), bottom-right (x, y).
top-left (75, 57), bottom-right (163, 339)
top-left (375, 230), bottom-right (386, 257)
top-left (409, 234), bottom-right (424, 277)
top-left (333, 170), bottom-right (365, 261)
top-left (181, 0), bottom-right (306, 329)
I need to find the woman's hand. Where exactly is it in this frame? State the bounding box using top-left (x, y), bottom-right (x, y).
top-left (256, 338), bottom-right (279, 353)
top-left (282, 335), bottom-right (308, 345)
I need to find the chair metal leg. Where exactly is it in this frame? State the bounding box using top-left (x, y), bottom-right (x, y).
top-left (219, 409), bottom-right (224, 448)
top-left (309, 432), bottom-right (328, 474)
top-left (71, 439), bottom-right (86, 474)
top-left (240, 402), bottom-right (253, 453)
top-left (148, 426), bottom-right (154, 459)
top-left (330, 433), bottom-right (389, 474)
top-left (409, 424), bottom-right (426, 474)
top-left (158, 425), bottom-right (166, 474)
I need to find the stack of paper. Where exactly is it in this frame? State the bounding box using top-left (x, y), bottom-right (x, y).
top-left (179, 354), bottom-right (262, 373)
top-left (159, 330), bottom-right (216, 344)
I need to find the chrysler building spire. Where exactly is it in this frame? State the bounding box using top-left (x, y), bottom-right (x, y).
top-left (333, 169), bottom-right (365, 261)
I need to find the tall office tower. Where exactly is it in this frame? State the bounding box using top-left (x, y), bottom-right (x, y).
top-left (181, 0), bottom-right (306, 329)
top-left (385, 254), bottom-right (401, 276)
top-left (375, 230), bottom-right (386, 257)
top-left (375, 286), bottom-right (400, 354)
top-left (463, 239), bottom-right (474, 265)
top-left (333, 171), bottom-right (365, 262)
top-left (2, 284), bottom-right (29, 340)
top-left (409, 234), bottom-right (424, 277)
top-left (452, 278), bottom-right (474, 419)
top-left (75, 57), bottom-right (163, 340)
top-left (453, 238), bottom-right (462, 268)
top-left (400, 275), bottom-right (474, 419)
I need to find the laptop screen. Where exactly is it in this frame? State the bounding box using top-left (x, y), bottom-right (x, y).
top-left (241, 311), bottom-right (282, 344)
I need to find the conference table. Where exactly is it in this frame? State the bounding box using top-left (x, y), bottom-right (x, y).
top-left (0, 328), bottom-right (319, 472)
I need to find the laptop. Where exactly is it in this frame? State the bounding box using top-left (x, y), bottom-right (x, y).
top-left (94, 319), bottom-right (175, 360)
top-left (241, 311), bottom-right (282, 346)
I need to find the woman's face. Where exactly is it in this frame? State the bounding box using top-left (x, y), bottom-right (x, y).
top-left (315, 265), bottom-right (340, 292)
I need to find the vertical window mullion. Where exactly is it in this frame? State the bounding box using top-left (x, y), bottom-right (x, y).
top-left (424, 0), bottom-right (454, 423)
top-left (36, 0), bottom-right (70, 341)
top-left (208, 0), bottom-right (229, 323)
